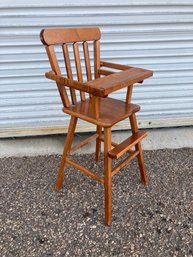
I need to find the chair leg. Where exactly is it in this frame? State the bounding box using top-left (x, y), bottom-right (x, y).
top-left (56, 116), bottom-right (78, 190)
top-left (129, 114), bottom-right (148, 185)
top-left (104, 127), bottom-right (112, 225)
top-left (136, 142), bottom-right (148, 185)
top-left (95, 125), bottom-right (102, 161)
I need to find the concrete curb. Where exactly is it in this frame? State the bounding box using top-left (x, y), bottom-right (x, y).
top-left (0, 127), bottom-right (192, 157)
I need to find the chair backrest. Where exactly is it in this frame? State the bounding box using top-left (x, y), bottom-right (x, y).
top-left (40, 27), bottom-right (101, 107)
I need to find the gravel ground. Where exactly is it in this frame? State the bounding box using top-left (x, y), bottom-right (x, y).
top-left (0, 148), bottom-right (193, 257)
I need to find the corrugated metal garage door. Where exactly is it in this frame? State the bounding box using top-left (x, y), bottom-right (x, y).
top-left (0, 0), bottom-right (193, 137)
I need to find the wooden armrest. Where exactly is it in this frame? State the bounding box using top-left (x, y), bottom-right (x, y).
top-left (88, 67), bottom-right (153, 97)
top-left (100, 61), bottom-right (132, 70)
top-left (98, 61), bottom-right (132, 76)
top-left (45, 71), bottom-right (90, 93)
top-left (45, 71), bottom-right (106, 97)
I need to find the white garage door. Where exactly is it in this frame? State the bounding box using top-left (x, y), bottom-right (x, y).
top-left (0, 0), bottom-right (193, 137)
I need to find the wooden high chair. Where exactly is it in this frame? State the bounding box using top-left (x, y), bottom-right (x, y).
top-left (40, 27), bottom-right (153, 225)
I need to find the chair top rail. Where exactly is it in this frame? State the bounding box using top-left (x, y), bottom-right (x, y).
top-left (40, 27), bottom-right (101, 45)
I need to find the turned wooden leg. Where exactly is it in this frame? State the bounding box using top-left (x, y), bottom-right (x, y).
top-left (104, 127), bottom-right (112, 225)
top-left (56, 116), bottom-right (77, 190)
top-left (95, 125), bottom-right (102, 161)
top-left (129, 113), bottom-right (148, 185)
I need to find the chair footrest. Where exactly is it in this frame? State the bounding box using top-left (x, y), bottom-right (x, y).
top-left (108, 130), bottom-right (147, 159)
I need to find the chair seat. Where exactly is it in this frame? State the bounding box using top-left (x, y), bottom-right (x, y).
top-left (63, 97), bottom-right (140, 127)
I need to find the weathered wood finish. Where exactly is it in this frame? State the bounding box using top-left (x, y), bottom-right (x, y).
top-left (41, 27), bottom-right (153, 226)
